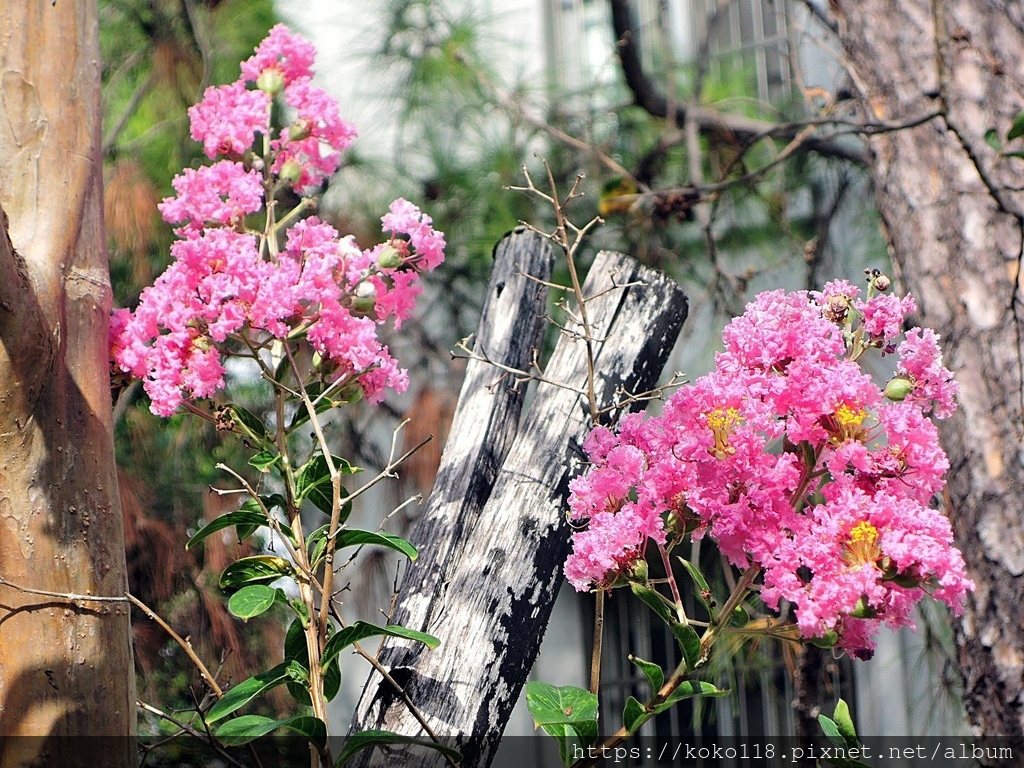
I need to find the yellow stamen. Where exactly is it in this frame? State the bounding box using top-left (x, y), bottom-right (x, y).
top-left (829, 403), bottom-right (870, 443)
top-left (843, 521), bottom-right (882, 567)
top-left (706, 407), bottom-right (742, 458)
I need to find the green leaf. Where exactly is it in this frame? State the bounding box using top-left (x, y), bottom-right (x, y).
top-left (333, 730), bottom-right (462, 767)
top-left (322, 621), bottom-right (439, 669)
top-left (248, 450), bottom-right (280, 472)
top-left (629, 583), bottom-right (675, 624)
top-left (985, 128), bottom-right (1003, 151)
top-left (1008, 111), bottom-right (1024, 142)
top-left (283, 619), bottom-right (341, 704)
top-left (731, 604), bottom-right (750, 627)
top-left (525, 682), bottom-right (599, 728)
top-left (677, 558), bottom-right (712, 611)
top-left (525, 682), bottom-right (599, 766)
top-left (230, 405), bottom-right (267, 443)
top-left (186, 504), bottom-right (267, 550)
top-left (205, 663), bottom-right (291, 723)
top-left (306, 524), bottom-right (330, 569)
top-left (833, 699), bottom-right (859, 747)
top-left (219, 555), bottom-right (294, 590)
top-left (227, 585), bottom-right (279, 620)
top-left (287, 394), bottom-right (334, 431)
top-left (652, 680), bottom-right (729, 713)
top-left (295, 454), bottom-right (358, 516)
top-left (669, 621), bottom-right (701, 670)
top-left (215, 714), bottom-right (327, 751)
top-left (628, 654), bottom-right (664, 694)
top-left (335, 529), bottom-right (418, 561)
top-left (622, 696), bottom-right (651, 734)
top-left (818, 714), bottom-right (848, 751)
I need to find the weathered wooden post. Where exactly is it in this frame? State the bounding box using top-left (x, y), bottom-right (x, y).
top-left (348, 230), bottom-right (688, 767)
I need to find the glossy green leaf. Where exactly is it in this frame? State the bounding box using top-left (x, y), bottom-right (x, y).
top-left (227, 585), bottom-right (279, 620)
top-left (219, 555), bottom-right (294, 590)
top-left (284, 618), bottom-right (341, 704)
top-left (230, 405), bottom-right (267, 443)
top-left (335, 529), bottom-right (418, 561)
top-left (833, 699), bottom-right (859, 747)
top-left (677, 557), bottom-right (713, 612)
top-left (333, 730), bottom-right (462, 767)
top-left (186, 505), bottom-right (267, 550)
top-left (731, 604), bottom-right (750, 627)
top-left (653, 680), bottom-right (729, 713)
top-left (215, 714), bottom-right (327, 750)
top-left (205, 663), bottom-right (291, 723)
top-left (629, 583), bottom-right (675, 624)
top-left (669, 620), bottom-right (701, 670)
top-left (985, 128), bottom-right (1003, 151)
top-left (287, 394), bottom-right (334, 431)
top-left (322, 621), bottom-right (439, 669)
top-left (525, 682), bottom-right (599, 765)
top-left (622, 696), bottom-right (651, 734)
top-left (306, 524), bottom-right (330, 569)
top-left (525, 681), bottom-right (599, 728)
top-left (295, 454), bottom-right (358, 516)
top-left (818, 714), bottom-right (847, 751)
top-left (248, 450), bottom-right (280, 472)
top-left (628, 654), bottom-right (664, 694)
top-left (1008, 111), bottom-right (1024, 142)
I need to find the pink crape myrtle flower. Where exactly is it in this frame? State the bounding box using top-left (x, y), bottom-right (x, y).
top-left (565, 280), bottom-right (971, 657)
top-left (188, 81), bottom-right (271, 159)
top-left (240, 23), bottom-right (316, 86)
top-left (159, 161), bottom-right (264, 232)
top-left (110, 26), bottom-right (445, 417)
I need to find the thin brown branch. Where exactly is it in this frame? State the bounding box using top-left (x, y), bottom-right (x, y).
top-left (126, 593), bottom-right (223, 699)
top-left (137, 700), bottom-right (249, 768)
top-left (608, 0), bottom-right (868, 165)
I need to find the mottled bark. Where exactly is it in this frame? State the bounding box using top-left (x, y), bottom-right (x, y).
top-left (834, 0), bottom-right (1024, 752)
top-left (0, 2), bottom-right (135, 765)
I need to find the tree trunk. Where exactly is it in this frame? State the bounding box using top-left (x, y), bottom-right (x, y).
top-left (834, 0), bottom-right (1024, 751)
top-left (0, 2), bottom-right (136, 765)
top-left (349, 243), bottom-right (687, 768)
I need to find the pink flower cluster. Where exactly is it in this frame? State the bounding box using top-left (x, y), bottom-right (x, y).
top-left (565, 280), bottom-right (971, 656)
top-left (110, 26), bottom-right (445, 417)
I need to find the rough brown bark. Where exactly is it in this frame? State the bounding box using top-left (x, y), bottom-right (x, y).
top-left (833, 0), bottom-right (1024, 752)
top-left (0, 2), bottom-right (136, 764)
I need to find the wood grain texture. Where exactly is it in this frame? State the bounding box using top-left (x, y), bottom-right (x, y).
top-left (348, 246), bottom-right (687, 768)
top-left (384, 228), bottom-right (555, 650)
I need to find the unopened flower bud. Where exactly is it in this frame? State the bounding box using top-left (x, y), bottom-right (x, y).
top-left (873, 274), bottom-right (891, 292)
top-left (885, 376), bottom-right (914, 402)
top-left (287, 117), bottom-right (313, 143)
top-left (626, 559), bottom-right (649, 584)
top-left (351, 281), bottom-right (377, 312)
top-left (377, 245), bottom-right (404, 270)
top-left (279, 159), bottom-right (303, 185)
top-left (256, 68), bottom-right (285, 96)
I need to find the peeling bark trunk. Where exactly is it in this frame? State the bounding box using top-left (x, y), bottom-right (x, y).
top-left (834, 0), bottom-right (1024, 752)
top-left (349, 243), bottom-right (687, 768)
top-left (0, 3), bottom-right (135, 765)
